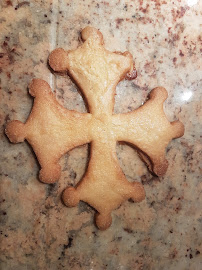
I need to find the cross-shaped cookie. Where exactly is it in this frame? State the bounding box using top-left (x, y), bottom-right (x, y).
top-left (6, 27), bottom-right (184, 230)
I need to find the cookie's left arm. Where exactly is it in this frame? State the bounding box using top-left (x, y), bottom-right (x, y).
top-left (49, 48), bottom-right (69, 72)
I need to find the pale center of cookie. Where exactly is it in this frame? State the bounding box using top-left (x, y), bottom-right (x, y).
top-left (90, 115), bottom-right (115, 142)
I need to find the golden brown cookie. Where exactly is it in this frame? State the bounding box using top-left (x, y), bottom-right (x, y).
top-left (6, 27), bottom-right (184, 230)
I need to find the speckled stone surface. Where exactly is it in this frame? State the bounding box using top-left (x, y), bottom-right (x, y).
top-left (0, 0), bottom-right (201, 269)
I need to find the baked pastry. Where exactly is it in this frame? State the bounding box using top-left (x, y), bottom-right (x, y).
top-left (6, 27), bottom-right (184, 230)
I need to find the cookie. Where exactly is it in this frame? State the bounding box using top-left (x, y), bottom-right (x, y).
top-left (6, 27), bottom-right (184, 230)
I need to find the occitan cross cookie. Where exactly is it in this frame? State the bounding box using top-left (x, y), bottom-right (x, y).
top-left (6, 27), bottom-right (184, 230)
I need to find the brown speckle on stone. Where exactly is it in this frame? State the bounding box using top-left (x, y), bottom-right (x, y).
top-left (115, 18), bottom-right (124, 28)
top-left (179, 50), bottom-right (184, 56)
top-left (173, 57), bottom-right (177, 64)
top-left (15, 1), bottom-right (30, 10)
top-left (6, 0), bottom-right (13, 6)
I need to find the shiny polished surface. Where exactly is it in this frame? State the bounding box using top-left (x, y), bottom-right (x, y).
top-left (0, 0), bottom-right (201, 269)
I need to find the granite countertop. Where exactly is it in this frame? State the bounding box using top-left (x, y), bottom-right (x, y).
top-left (0, 0), bottom-right (201, 269)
